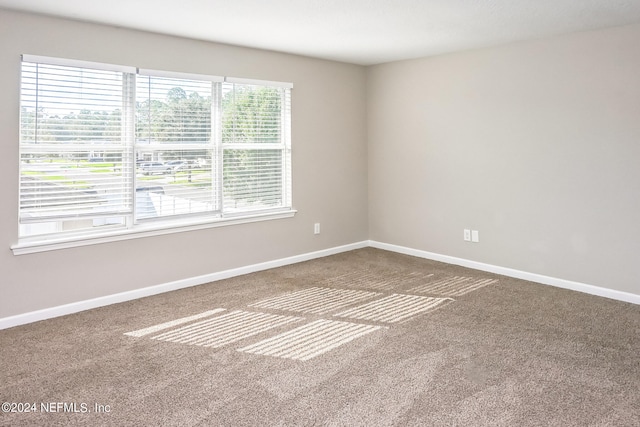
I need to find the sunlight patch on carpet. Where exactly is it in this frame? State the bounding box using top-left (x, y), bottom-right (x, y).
top-left (334, 294), bottom-right (454, 323)
top-left (238, 319), bottom-right (384, 361)
top-left (323, 270), bottom-right (435, 291)
top-left (124, 308), bottom-right (226, 337)
top-left (149, 310), bottom-right (302, 348)
top-left (409, 277), bottom-right (498, 296)
top-left (248, 287), bottom-right (381, 315)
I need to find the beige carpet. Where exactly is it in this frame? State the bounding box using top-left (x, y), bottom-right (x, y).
top-left (1, 248), bottom-right (639, 426)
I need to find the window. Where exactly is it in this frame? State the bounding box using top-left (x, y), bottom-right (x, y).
top-left (135, 70), bottom-right (220, 221)
top-left (18, 55), bottom-right (293, 247)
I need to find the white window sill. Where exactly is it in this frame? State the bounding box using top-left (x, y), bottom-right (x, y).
top-left (11, 209), bottom-right (297, 255)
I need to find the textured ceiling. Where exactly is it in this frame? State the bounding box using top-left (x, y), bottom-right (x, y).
top-left (2, 0), bottom-right (640, 65)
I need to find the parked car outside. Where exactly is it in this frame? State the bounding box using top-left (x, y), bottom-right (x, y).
top-left (138, 161), bottom-right (171, 175)
top-left (166, 160), bottom-right (197, 172)
top-left (166, 160), bottom-right (186, 172)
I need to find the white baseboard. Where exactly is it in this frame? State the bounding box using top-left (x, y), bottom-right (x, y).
top-left (0, 241), bottom-right (369, 330)
top-left (369, 240), bottom-right (640, 305)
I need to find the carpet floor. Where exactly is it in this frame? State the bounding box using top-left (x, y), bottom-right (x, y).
top-left (1, 248), bottom-right (639, 426)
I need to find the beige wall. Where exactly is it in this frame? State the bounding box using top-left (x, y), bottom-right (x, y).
top-left (368, 24), bottom-right (640, 295)
top-left (0, 10), bottom-right (369, 317)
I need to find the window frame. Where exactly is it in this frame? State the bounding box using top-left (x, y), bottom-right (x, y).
top-left (13, 55), bottom-right (295, 255)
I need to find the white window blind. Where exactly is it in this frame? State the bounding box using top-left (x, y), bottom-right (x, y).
top-left (18, 55), bottom-right (292, 242)
top-left (222, 81), bottom-right (292, 213)
top-left (135, 72), bottom-right (220, 220)
top-left (19, 59), bottom-right (135, 236)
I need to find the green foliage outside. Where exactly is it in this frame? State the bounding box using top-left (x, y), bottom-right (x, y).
top-left (222, 86), bottom-right (283, 207)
